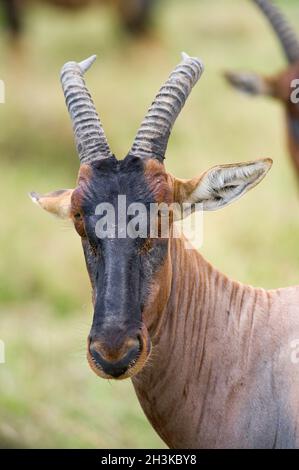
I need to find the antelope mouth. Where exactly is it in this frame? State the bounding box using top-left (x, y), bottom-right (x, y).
top-left (86, 325), bottom-right (152, 380)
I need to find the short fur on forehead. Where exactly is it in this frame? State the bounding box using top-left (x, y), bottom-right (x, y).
top-left (79, 154), bottom-right (160, 214)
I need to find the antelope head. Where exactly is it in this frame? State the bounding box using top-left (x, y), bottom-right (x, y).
top-left (225, 0), bottom-right (299, 112)
top-left (30, 53), bottom-right (271, 379)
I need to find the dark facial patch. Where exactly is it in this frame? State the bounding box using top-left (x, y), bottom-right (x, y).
top-left (288, 114), bottom-right (299, 144)
top-left (75, 154), bottom-right (169, 356)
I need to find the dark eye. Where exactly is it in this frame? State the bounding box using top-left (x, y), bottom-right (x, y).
top-left (73, 212), bottom-right (85, 237)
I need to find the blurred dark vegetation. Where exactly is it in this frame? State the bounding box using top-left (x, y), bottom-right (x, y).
top-left (0, 0), bottom-right (156, 37)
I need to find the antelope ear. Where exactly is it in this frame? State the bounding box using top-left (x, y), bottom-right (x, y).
top-left (29, 189), bottom-right (74, 219)
top-left (175, 158), bottom-right (272, 214)
top-left (224, 71), bottom-right (274, 96)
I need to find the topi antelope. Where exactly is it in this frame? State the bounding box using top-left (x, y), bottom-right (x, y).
top-left (30, 53), bottom-right (299, 449)
top-left (225, 0), bottom-right (299, 181)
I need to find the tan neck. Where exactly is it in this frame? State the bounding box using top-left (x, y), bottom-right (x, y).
top-left (133, 236), bottom-right (272, 448)
top-left (144, 236), bottom-right (261, 345)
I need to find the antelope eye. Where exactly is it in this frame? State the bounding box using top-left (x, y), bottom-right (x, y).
top-left (72, 211), bottom-right (86, 237)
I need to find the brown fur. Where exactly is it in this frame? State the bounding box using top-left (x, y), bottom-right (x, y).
top-left (144, 159), bottom-right (173, 205)
top-left (132, 235), bottom-right (299, 448)
top-left (271, 64), bottom-right (299, 177)
top-left (227, 61), bottom-right (299, 182)
top-left (32, 157), bottom-right (284, 447)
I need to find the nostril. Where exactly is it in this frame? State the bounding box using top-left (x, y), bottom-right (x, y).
top-left (127, 336), bottom-right (142, 355)
top-left (89, 339), bottom-right (102, 359)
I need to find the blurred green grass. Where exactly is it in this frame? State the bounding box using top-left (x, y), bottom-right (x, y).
top-left (0, 0), bottom-right (299, 448)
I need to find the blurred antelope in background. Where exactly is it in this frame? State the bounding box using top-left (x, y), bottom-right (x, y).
top-left (1, 0), bottom-right (154, 38)
top-left (30, 52), bottom-right (299, 448)
top-left (225, 0), bottom-right (299, 180)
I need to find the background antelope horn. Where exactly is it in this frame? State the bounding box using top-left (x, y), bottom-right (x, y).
top-left (253, 0), bottom-right (299, 64)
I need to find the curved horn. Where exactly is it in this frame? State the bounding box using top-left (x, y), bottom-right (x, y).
top-left (252, 0), bottom-right (299, 63)
top-left (130, 52), bottom-right (204, 161)
top-left (60, 55), bottom-right (112, 165)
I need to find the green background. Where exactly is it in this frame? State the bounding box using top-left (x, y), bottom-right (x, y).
top-left (0, 0), bottom-right (298, 448)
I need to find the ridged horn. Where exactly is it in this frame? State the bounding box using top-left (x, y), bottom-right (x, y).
top-left (130, 52), bottom-right (204, 161)
top-left (60, 55), bottom-right (112, 165)
top-left (253, 0), bottom-right (299, 63)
